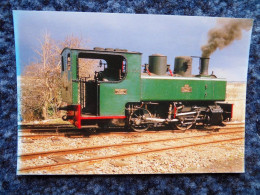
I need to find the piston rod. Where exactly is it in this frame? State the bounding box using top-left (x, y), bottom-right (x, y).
top-left (145, 118), bottom-right (178, 123)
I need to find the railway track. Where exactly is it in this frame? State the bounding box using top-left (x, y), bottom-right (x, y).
top-left (18, 124), bottom-right (73, 129)
top-left (18, 123), bottom-right (245, 139)
top-left (18, 122), bottom-right (245, 131)
top-left (19, 129), bottom-right (244, 173)
top-left (19, 132), bottom-right (91, 139)
top-left (18, 127), bottom-right (77, 133)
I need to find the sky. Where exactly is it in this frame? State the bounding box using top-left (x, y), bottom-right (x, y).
top-left (13, 11), bottom-right (253, 81)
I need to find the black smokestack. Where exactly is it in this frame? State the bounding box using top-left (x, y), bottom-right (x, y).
top-left (200, 57), bottom-right (209, 75)
top-left (201, 18), bottom-right (253, 57)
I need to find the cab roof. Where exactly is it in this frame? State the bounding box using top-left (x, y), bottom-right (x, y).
top-left (61, 47), bottom-right (142, 55)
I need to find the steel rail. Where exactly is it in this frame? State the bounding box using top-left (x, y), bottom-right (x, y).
top-left (19, 136), bottom-right (243, 172)
top-left (18, 125), bottom-right (244, 139)
top-left (19, 130), bottom-right (244, 161)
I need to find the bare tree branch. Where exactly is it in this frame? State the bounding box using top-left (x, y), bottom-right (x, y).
top-left (21, 32), bottom-right (93, 121)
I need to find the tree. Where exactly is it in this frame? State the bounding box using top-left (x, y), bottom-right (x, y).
top-left (21, 33), bottom-right (93, 121)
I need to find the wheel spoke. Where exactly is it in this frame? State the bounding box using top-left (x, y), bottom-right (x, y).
top-left (130, 108), bottom-right (151, 132)
top-left (175, 113), bottom-right (198, 130)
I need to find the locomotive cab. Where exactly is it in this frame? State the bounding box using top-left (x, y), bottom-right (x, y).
top-left (60, 47), bottom-right (142, 128)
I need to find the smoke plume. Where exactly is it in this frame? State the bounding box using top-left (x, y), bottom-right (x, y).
top-left (201, 18), bottom-right (252, 57)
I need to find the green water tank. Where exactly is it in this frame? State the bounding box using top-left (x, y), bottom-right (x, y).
top-left (149, 54), bottom-right (167, 75)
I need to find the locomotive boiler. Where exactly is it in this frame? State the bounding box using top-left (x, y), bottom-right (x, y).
top-left (59, 47), bottom-right (233, 131)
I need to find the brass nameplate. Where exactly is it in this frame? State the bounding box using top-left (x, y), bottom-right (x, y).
top-left (181, 84), bottom-right (192, 92)
top-left (115, 89), bottom-right (127, 95)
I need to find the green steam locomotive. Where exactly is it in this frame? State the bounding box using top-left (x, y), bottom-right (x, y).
top-left (59, 47), bottom-right (233, 131)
